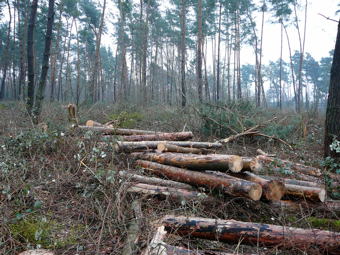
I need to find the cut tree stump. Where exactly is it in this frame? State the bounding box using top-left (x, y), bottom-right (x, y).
top-left (119, 171), bottom-right (194, 190)
top-left (133, 152), bottom-right (243, 173)
top-left (135, 160), bottom-right (262, 201)
top-left (159, 215), bottom-right (340, 254)
top-left (157, 143), bottom-right (210, 154)
top-left (122, 132), bottom-right (193, 142)
top-left (257, 155), bottom-right (322, 177)
top-left (231, 171), bottom-right (285, 201)
top-left (115, 141), bottom-right (223, 152)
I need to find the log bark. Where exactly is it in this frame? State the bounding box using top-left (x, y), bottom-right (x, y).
top-left (157, 143), bottom-right (210, 154)
top-left (77, 125), bottom-right (157, 135)
top-left (122, 132), bottom-right (193, 142)
top-left (231, 171), bottom-right (284, 201)
top-left (119, 171), bottom-right (194, 190)
top-left (135, 160), bottom-right (262, 201)
top-left (257, 155), bottom-right (322, 177)
top-left (271, 200), bottom-right (340, 213)
top-left (283, 183), bottom-right (326, 202)
top-left (115, 141), bottom-right (223, 152)
top-left (126, 183), bottom-right (208, 201)
top-left (241, 157), bottom-right (262, 172)
top-left (133, 152), bottom-right (243, 173)
top-left (261, 175), bottom-right (324, 188)
top-left (159, 215), bottom-right (340, 254)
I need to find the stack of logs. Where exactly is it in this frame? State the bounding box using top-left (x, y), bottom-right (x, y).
top-left (77, 120), bottom-right (340, 254)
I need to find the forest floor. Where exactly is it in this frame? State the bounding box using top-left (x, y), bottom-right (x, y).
top-left (0, 101), bottom-right (339, 255)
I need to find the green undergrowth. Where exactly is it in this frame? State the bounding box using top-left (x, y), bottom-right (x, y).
top-left (285, 216), bottom-right (340, 232)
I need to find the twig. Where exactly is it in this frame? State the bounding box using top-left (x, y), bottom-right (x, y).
top-left (318, 13), bottom-right (338, 23)
top-left (255, 133), bottom-right (293, 150)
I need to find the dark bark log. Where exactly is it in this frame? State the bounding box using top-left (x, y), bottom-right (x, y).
top-left (157, 143), bottom-right (210, 154)
top-left (119, 171), bottom-right (194, 190)
top-left (135, 160), bottom-right (262, 201)
top-left (122, 132), bottom-right (193, 142)
top-left (126, 183), bottom-right (208, 201)
top-left (115, 141), bottom-right (223, 152)
top-left (324, 19), bottom-right (340, 161)
top-left (231, 171), bottom-right (284, 201)
top-left (133, 152), bottom-right (243, 173)
top-left (159, 215), bottom-right (340, 254)
top-left (257, 155), bottom-right (322, 177)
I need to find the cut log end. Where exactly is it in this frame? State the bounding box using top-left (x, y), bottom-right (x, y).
top-left (263, 181), bottom-right (285, 201)
top-left (248, 184), bottom-right (263, 201)
top-left (229, 155), bottom-right (243, 173)
top-left (319, 189), bottom-right (326, 203)
top-left (242, 157), bottom-right (262, 172)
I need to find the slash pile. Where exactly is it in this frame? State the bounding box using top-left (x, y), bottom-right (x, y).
top-left (75, 119), bottom-right (340, 254)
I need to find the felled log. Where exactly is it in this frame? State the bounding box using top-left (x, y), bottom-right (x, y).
top-left (157, 143), bottom-right (210, 154)
top-left (257, 155), bottom-right (322, 177)
top-left (115, 141), bottom-right (223, 152)
top-left (271, 200), bottom-right (340, 213)
top-left (119, 171), bottom-right (194, 190)
top-left (126, 183), bottom-right (208, 200)
top-left (142, 226), bottom-right (167, 255)
top-left (86, 120), bottom-right (105, 127)
top-left (122, 132), bottom-right (193, 142)
top-left (231, 171), bottom-right (284, 201)
top-left (133, 152), bottom-right (243, 173)
top-left (78, 125), bottom-right (157, 135)
top-left (160, 244), bottom-right (255, 255)
top-left (261, 175), bottom-right (325, 188)
top-left (241, 157), bottom-right (262, 172)
top-left (159, 215), bottom-right (340, 254)
top-left (259, 175), bottom-right (326, 202)
top-left (136, 160), bottom-right (262, 201)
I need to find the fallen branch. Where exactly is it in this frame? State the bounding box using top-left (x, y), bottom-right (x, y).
top-left (159, 215), bottom-right (340, 254)
top-left (157, 142), bottom-right (211, 154)
top-left (136, 160), bottom-right (262, 201)
top-left (77, 125), bottom-right (157, 135)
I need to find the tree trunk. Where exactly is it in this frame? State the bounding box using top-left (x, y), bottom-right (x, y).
top-left (180, 0), bottom-right (186, 107)
top-left (0, 0), bottom-right (12, 100)
top-left (32, 0), bottom-right (55, 124)
top-left (216, 1), bottom-right (222, 101)
top-left (25, 0), bottom-right (39, 115)
top-left (78, 125), bottom-right (157, 135)
top-left (115, 141), bottom-right (223, 152)
top-left (136, 160), bottom-right (262, 201)
top-left (133, 152), bottom-right (244, 173)
top-left (159, 215), bottom-right (340, 254)
top-left (122, 132), bottom-right (193, 142)
top-left (324, 19), bottom-right (340, 161)
top-left (196, 0), bottom-right (203, 102)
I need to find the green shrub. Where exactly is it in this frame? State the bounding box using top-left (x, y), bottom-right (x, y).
top-left (108, 111), bottom-right (144, 128)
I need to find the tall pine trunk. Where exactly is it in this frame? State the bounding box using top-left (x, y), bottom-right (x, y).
top-left (180, 0), bottom-right (186, 107)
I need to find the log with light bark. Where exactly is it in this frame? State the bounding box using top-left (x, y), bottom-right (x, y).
top-left (156, 142), bottom-right (211, 154)
top-left (77, 125), bottom-right (157, 135)
top-left (261, 175), bottom-right (325, 188)
top-left (241, 157), bottom-right (262, 172)
top-left (159, 215), bottom-right (340, 254)
top-left (115, 141), bottom-right (223, 152)
top-left (122, 132), bottom-right (193, 142)
top-left (135, 160), bottom-right (262, 201)
top-left (231, 171), bottom-right (284, 201)
top-left (126, 183), bottom-right (208, 201)
top-left (119, 171), bottom-right (194, 190)
top-left (259, 175), bottom-right (326, 202)
top-left (271, 200), bottom-right (340, 213)
top-left (133, 152), bottom-right (243, 173)
top-left (257, 155), bottom-right (322, 177)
